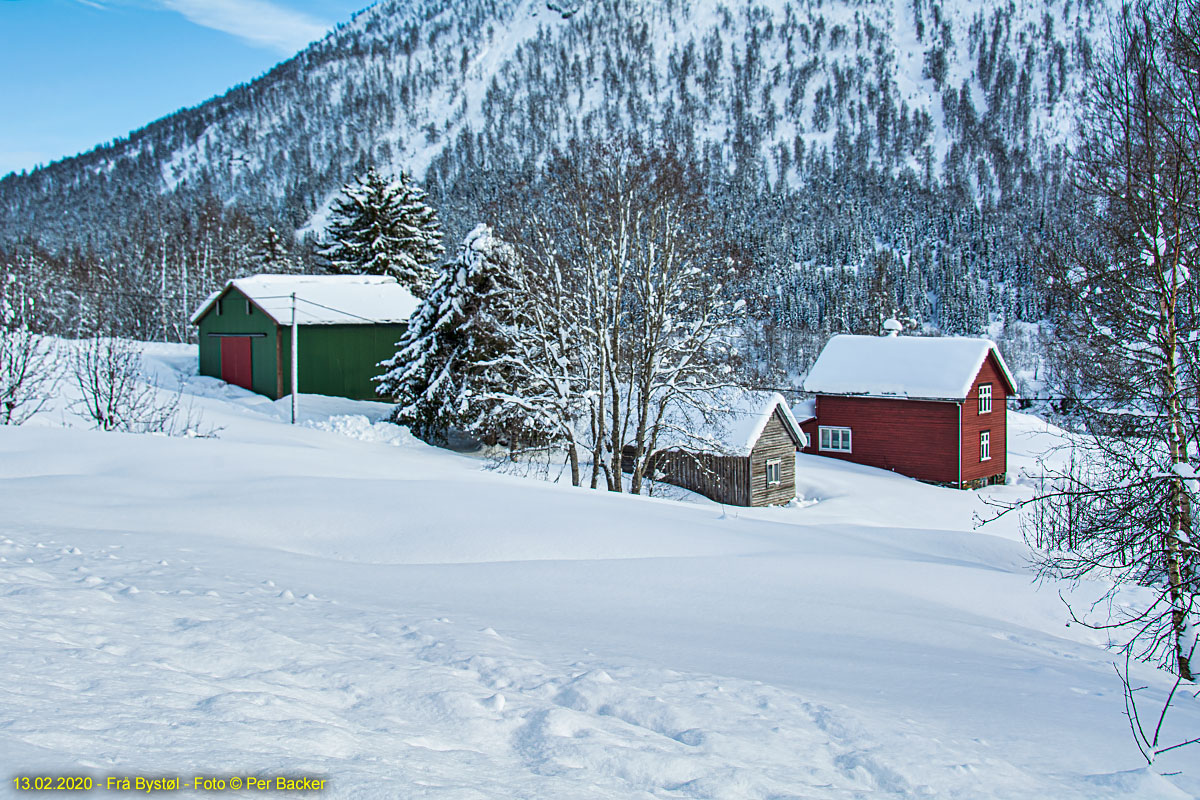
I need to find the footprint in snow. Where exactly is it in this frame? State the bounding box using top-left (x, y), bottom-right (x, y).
top-left (278, 589), bottom-right (295, 600)
top-left (481, 627), bottom-right (502, 638)
top-left (121, 586), bottom-right (140, 596)
top-left (483, 693), bottom-right (506, 712)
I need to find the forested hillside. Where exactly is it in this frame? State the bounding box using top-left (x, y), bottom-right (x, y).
top-left (0, 0), bottom-right (1109, 384)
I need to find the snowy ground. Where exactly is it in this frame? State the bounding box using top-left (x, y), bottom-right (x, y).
top-left (1, 341), bottom-right (1198, 799)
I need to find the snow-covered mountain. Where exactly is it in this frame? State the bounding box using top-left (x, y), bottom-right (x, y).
top-left (0, 0), bottom-right (1103, 242)
top-left (0, 0), bottom-right (1110, 371)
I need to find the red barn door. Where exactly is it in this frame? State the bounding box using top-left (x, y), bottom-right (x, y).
top-left (220, 337), bottom-right (254, 390)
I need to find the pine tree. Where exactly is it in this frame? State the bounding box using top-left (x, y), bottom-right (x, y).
top-left (376, 224), bottom-right (524, 442)
top-left (253, 226), bottom-right (293, 273)
top-left (319, 168), bottom-right (445, 296)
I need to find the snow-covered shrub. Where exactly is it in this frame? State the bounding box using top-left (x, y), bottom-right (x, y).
top-left (0, 322), bottom-right (60, 425)
top-left (69, 337), bottom-right (208, 436)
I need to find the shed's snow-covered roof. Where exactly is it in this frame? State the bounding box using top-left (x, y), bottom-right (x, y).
top-left (656, 389), bottom-right (807, 456)
top-left (190, 274), bottom-right (420, 326)
top-left (803, 335), bottom-right (1017, 400)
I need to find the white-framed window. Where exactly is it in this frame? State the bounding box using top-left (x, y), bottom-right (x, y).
top-left (819, 426), bottom-right (852, 453)
top-left (978, 383), bottom-right (993, 414)
top-left (980, 430), bottom-right (991, 461)
top-left (765, 458), bottom-right (782, 486)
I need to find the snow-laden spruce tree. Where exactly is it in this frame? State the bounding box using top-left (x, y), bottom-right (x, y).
top-left (319, 168), bottom-right (444, 296)
top-left (253, 226), bottom-right (295, 273)
top-left (995, 0), bottom-right (1200, 764)
top-left (376, 223), bottom-right (525, 443)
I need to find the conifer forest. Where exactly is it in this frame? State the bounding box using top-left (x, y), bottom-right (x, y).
top-left (0, 0), bottom-right (1108, 392)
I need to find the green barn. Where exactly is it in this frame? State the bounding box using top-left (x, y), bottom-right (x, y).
top-left (190, 274), bottom-right (417, 401)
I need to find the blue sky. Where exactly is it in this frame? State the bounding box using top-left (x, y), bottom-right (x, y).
top-left (0, 0), bottom-right (369, 177)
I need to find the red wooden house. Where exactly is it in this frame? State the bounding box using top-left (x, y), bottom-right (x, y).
top-left (797, 334), bottom-right (1018, 488)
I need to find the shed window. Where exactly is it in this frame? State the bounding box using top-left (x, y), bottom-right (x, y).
top-left (215, 298), bottom-right (222, 316)
top-left (978, 383), bottom-right (993, 414)
top-left (246, 299), bottom-right (253, 316)
top-left (980, 430), bottom-right (991, 461)
top-left (819, 426), bottom-right (852, 453)
top-left (765, 458), bottom-right (781, 486)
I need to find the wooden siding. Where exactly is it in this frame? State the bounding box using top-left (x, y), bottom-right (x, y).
top-left (749, 409), bottom-right (799, 506)
top-left (628, 407), bottom-right (801, 506)
top-left (278, 322), bottom-right (408, 401)
top-left (960, 352), bottom-right (1008, 483)
top-left (804, 394), bottom-right (961, 483)
top-left (798, 417), bottom-right (819, 450)
top-left (645, 450), bottom-right (751, 506)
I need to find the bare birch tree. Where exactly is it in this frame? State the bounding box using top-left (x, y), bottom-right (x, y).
top-left (623, 154), bottom-right (744, 495)
top-left (998, 0), bottom-right (1200, 763)
top-left (70, 337), bottom-right (203, 435)
top-left (0, 323), bottom-right (59, 426)
top-left (507, 142), bottom-right (744, 492)
top-left (0, 274), bottom-right (60, 425)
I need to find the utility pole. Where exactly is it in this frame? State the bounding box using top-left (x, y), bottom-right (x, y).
top-left (291, 292), bottom-right (299, 424)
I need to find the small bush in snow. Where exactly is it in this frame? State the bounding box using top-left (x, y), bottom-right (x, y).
top-left (0, 322), bottom-right (60, 425)
top-left (69, 337), bottom-right (209, 436)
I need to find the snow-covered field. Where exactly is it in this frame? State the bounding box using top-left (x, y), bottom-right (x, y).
top-left (1, 342), bottom-right (1197, 799)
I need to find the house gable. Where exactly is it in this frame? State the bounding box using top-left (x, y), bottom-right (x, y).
top-left (195, 285), bottom-right (281, 398)
top-left (960, 351), bottom-right (1009, 483)
top-left (748, 408), bottom-right (801, 506)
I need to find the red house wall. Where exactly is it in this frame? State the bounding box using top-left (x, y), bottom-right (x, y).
top-left (803, 395), bottom-right (961, 483)
top-left (960, 352), bottom-right (1008, 483)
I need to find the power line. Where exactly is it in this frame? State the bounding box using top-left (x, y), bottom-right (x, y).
top-left (252, 294), bottom-right (388, 324)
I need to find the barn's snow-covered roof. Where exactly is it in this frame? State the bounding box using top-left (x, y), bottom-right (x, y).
top-left (656, 389), bottom-right (807, 456)
top-left (803, 335), bottom-right (1017, 400)
top-left (190, 274), bottom-right (420, 326)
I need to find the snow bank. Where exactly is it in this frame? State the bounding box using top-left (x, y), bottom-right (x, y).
top-left (0, 340), bottom-right (1197, 798)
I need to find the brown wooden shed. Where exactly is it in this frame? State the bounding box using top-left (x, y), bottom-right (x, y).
top-left (632, 391), bottom-right (808, 507)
